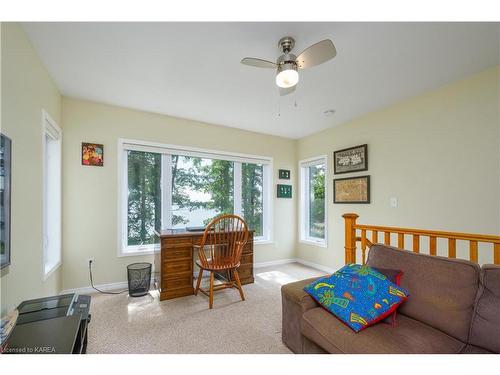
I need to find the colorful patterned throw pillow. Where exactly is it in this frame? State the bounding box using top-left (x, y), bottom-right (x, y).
top-left (303, 264), bottom-right (409, 333)
top-left (371, 267), bottom-right (404, 326)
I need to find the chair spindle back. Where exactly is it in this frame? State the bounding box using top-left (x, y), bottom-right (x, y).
top-left (198, 214), bottom-right (249, 269)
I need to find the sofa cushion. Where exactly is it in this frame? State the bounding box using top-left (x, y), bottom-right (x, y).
top-left (366, 244), bottom-right (480, 342)
top-left (303, 264), bottom-right (409, 332)
top-left (281, 277), bottom-right (321, 353)
top-left (469, 264), bottom-right (500, 353)
top-left (301, 307), bottom-right (464, 354)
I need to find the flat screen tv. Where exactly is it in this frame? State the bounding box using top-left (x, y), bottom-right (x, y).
top-left (1, 133), bottom-right (11, 269)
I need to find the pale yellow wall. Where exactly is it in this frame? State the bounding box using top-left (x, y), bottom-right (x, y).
top-left (1, 21), bottom-right (498, 298)
top-left (297, 66), bottom-right (500, 270)
top-left (61, 98), bottom-right (297, 290)
top-left (0, 23), bottom-right (62, 314)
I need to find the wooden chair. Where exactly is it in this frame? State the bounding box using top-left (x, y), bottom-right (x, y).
top-left (194, 214), bottom-right (249, 309)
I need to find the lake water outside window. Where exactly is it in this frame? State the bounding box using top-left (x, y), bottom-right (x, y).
top-left (122, 143), bottom-right (271, 254)
top-left (171, 155), bottom-right (234, 228)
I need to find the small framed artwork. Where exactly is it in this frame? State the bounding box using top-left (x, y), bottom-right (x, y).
top-left (82, 143), bottom-right (104, 166)
top-left (277, 184), bottom-right (292, 198)
top-left (334, 144), bottom-right (368, 174)
top-left (279, 169), bottom-right (290, 180)
top-left (333, 175), bottom-right (370, 204)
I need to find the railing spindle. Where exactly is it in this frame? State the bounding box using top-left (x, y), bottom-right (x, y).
top-left (384, 232), bottom-right (391, 245)
top-left (448, 238), bottom-right (456, 258)
top-left (361, 229), bottom-right (367, 265)
top-left (470, 241), bottom-right (478, 263)
top-left (372, 230), bottom-right (378, 244)
top-left (412, 235), bottom-right (420, 253)
top-left (494, 243), bottom-right (500, 265)
top-left (429, 236), bottom-right (437, 256)
top-left (398, 233), bottom-right (404, 249)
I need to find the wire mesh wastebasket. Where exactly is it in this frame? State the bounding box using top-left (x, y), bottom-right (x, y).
top-left (127, 262), bottom-right (152, 297)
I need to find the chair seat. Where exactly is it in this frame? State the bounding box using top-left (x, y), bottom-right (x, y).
top-left (196, 258), bottom-right (240, 271)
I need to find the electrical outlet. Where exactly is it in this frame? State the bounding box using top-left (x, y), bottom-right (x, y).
top-left (87, 258), bottom-right (95, 266)
top-left (390, 197), bottom-right (398, 208)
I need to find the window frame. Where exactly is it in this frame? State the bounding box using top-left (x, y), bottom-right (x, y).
top-left (299, 155), bottom-right (328, 248)
top-left (42, 109), bottom-right (62, 279)
top-left (117, 138), bottom-right (273, 256)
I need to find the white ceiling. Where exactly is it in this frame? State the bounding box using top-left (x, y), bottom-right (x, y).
top-left (23, 22), bottom-right (499, 139)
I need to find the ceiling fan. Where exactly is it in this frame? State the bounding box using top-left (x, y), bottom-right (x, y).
top-left (241, 36), bottom-right (337, 96)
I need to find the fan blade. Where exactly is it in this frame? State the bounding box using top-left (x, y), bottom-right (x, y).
top-left (240, 57), bottom-right (277, 69)
top-left (279, 85), bottom-right (296, 96)
top-left (296, 39), bottom-right (337, 69)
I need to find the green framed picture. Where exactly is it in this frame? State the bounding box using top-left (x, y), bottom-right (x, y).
top-left (277, 184), bottom-right (292, 198)
top-left (279, 169), bottom-right (290, 180)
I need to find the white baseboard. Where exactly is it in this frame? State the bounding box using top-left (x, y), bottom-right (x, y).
top-left (295, 259), bottom-right (335, 274)
top-left (253, 258), bottom-right (334, 274)
top-left (61, 276), bottom-right (157, 295)
top-left (61, 258), bottom-right (333, 294)
top-left (61, 281), bottom-right (129, 295)
top-left (254, 258), bottom-right (298, 268)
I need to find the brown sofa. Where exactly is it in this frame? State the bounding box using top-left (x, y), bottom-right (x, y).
top-left (281, 244), bottom-right (500, 354)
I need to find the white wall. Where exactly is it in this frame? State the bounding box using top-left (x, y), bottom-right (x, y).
top-left (297, 65), bottom-right (500, 270)
top-left (0, 23), bottom-right (62, 314)
top-left (61, 98), bottom-right (297, 290)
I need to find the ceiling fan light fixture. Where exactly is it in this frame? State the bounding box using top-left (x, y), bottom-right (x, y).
top-left (276, 63), bottom-right (299, 88)
top-left (241, 36), bottom-right (336, 95)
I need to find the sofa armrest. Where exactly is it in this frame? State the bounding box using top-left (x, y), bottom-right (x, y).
top-left (281, 277), bottom-right (321, 353)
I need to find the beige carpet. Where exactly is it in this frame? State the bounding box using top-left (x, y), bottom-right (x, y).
top-left (86, 262), bottom-right (325, 354)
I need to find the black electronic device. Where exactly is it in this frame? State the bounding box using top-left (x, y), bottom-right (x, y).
top-left (5, 294), bottom-right (91, 354)
top-left (186, 226), bottom-right (206, 232)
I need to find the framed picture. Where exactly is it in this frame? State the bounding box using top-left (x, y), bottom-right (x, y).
top-left (278, 169), bottom-right (290, 180)
top-left (1, 133), bottom-right (12, 269)
top-left (277, 184), bottom-right (292, 198)
top-left (334, 144), bottom-right (368, 174)
top-left (333, 175), bottom-right (370, 204)
top-left (82, 143), bottom-right (104, 166)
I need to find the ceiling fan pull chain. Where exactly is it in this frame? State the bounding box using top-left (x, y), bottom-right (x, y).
top-left (278, 99), bottom-right (281, 117)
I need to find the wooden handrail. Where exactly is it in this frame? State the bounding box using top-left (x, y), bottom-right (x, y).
top-left (343, 213), bottom-right (500, 265)
top-left (353, 224), bottom-right (500, 243)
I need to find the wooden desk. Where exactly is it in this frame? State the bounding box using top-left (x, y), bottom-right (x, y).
top-left (154, 229), bottom-right (254, 301)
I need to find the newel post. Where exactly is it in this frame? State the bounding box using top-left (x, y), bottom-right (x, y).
top-left (343, 213), bottom-right (359, 264)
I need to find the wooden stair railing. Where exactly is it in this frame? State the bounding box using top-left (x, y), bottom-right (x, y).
top-left (343, 213), bottom-right (500, 265)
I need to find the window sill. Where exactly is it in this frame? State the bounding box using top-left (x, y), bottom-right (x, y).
top-left (254, 239), bottom-right (273, 245)
top-left (118, 245), bottom-right (159, 257)
top-left (118, 250), bottom-right (157, 257)
top-left (43, 261), bottom-right (61, 281)
top-left (299, 239), bottom-right (327, 248)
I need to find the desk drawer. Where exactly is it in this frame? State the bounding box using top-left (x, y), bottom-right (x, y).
top-left (237, 265), bottom-right (253, 281)
top-left (242, 242), bottom-right (253, 254)
top-left (162, 237), bottom-right (192, 247)
top-left (162, 247), bottom-right (191, 260)
top-left (162, 259), bottom-right (192, 274)
top-left (240, 253), bottom-right (253, 265)
top-left (162, 274), bottom-right (192, 290)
